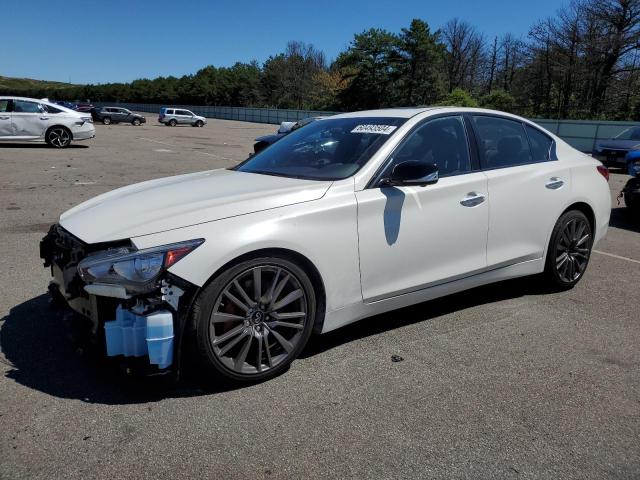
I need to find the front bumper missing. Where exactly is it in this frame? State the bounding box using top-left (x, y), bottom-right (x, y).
top-left (40, 224), bottom-right (199, 377)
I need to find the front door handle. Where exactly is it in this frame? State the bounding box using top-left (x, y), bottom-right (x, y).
top-left (545, 177), bottom-right (564, 190)
top-left (40, 116), bottom-right (49, 120)
top-left (460, 192), bottom-right (486, 207)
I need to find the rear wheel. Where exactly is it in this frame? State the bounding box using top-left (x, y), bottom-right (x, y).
top-left (194, 256), bottom-right (316, 383)
top-left (168, 119), bottom-right (177, 127)
top-left (544, 210), bottom-right (593, 289)
top-left (45, 127), bottom-right (72, 148)
top-left (102, 117), bottom-right (111, 125)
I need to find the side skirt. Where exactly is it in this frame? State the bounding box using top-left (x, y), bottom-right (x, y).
top-left (321, 257), bottom-right (544, 333)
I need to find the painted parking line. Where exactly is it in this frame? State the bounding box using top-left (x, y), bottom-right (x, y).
top-left (593, 249), bottom-right (640, 265)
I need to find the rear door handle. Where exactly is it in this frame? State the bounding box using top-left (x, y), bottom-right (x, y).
top-left (0, 116), bottom-right (9, 120)
top-left (545, 177), bottom-right (564, 190)
top-left (460, 192), bottom-right (486, 207)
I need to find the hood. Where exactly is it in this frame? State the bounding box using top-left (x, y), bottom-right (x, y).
top-left (60, 169), bottom-right (331, 243)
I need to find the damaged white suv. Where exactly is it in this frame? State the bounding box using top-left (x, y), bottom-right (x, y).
top-left (41, 108), bottom-right (611, 383)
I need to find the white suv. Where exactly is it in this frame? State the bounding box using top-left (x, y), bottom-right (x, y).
top-left (158, 107), bottom-right (206, 127)
top-left (0, 96), bottom-right (95, 148)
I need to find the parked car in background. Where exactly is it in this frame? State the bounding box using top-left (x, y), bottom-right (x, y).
top-left (621, 149), bottom-right (640, 213)
top-left (55, 100), bottom-right (77, 110)
top-left (158, 107), bottom-right (206, 127)
top-left (40, 107), bottom-right (610, 383)
top-left (0, 96), bottom-right (94, 148)
top-left (74, 103), bottom-right (95, 113)
top-left (594, 126), bottom-right (640, 167)
top-left (254, 116), bottom-right (324, 153)
top-left (94, 107), bottom-right (146, 126)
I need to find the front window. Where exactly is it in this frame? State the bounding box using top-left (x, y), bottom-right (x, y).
top-left (615, 127), bottom-right (640, 141)
top-left (235, 117), bottom-right (407, 180)
top-left (386, 115), bottom-right (471, 177)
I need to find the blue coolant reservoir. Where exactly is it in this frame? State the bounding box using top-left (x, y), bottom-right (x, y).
top-left (104, 307), bottom-right (174, 369)
top-left (145, 310), bottom-right (174, 369)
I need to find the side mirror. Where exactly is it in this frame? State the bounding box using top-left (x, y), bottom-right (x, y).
top-left (382, 161), bottom-right (438, 187)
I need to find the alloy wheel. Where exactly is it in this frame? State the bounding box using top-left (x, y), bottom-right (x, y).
top-left (48, 128), bottom-right (70, 148)
top-left (555, 217), bottom-right (591, 283)
top-left (209, 265), bottom-right (308, 375)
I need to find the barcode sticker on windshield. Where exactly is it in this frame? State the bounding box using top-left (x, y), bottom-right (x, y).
top-left (351, 124), bottom-right (398, 135)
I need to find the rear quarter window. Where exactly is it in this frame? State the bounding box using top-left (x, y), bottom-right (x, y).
top-left (525, 125), bottom-right (554, 161)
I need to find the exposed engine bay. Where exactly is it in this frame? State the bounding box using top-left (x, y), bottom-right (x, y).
top-left (39, 224), bottom-right (199, 375)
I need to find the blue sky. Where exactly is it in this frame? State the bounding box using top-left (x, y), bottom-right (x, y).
top-left (4, 0), bottom-right (568, 84)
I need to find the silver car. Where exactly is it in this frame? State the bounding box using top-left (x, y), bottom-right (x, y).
top-left (158, 107), bottom-right (207, 127)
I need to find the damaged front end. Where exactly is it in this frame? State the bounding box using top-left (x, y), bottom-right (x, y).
top-left (40, 224), bottom-right (202, 376)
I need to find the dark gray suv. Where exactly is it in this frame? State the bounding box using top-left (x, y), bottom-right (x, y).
top-left (94, 107), bottom-right (146, 126)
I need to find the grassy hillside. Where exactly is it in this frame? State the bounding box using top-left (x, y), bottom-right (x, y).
top-left (0, 76), bottom-right (80, 91)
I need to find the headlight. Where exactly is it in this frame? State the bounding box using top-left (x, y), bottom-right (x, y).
top-left (78, 239), bottom-right (204, 293)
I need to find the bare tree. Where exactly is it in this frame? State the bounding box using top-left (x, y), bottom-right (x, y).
top-left (442, 19), bottom-right (486, 92)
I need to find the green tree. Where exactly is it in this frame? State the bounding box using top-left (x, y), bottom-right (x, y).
top-left (335, 28), bottom-right (402, 109)
top-left (479, 89), bottom-right (517, 112)
top-left (440, 88), bottom-right (478, 107)
top-left (397, 19), bottom-right (446, 106)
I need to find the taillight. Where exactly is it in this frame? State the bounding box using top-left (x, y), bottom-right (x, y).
top-left (597, 165), bottom-right (609, 181)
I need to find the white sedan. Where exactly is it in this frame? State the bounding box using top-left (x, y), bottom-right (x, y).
top-left (0, 96), bottom-right (95, 148)
top-left (40, 107), bottom-right (611, 382)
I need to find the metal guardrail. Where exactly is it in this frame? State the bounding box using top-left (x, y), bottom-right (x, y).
top-left (96, 102), bottom-right (638, 152)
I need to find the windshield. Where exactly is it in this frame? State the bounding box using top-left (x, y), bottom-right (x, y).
top-left (614, 127), bottom-right (640, 140)
top-left (236, 117), bottom-right (406, 180)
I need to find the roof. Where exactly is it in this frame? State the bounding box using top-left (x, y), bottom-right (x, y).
top-left (330, 107), bottom-right (442, 119)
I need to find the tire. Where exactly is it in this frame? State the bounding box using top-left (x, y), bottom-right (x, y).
top-left (102, 117), bottom-right (111, 125)
top-left (168, 119), bottom-right (177, 127)
top-left (195, 120), bottom-right (204, 127)
top-left (45, 126), bottom-right (72, 148)
top-left (624, 192), bottom-right (640, 212)
top-left (193, 256), bottom-right (316, 383)
top-left (132, 118), bottom-right (141, 126)
top-left (624, 179), bottom-right (640, 212)
top-left (544, 210), bottom-right (593, 289)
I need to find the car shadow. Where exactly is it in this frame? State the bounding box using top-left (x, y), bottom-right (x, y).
top-left (0, 143), bottom-right (89, 149)
top-left (609, 206), bottom-right (640, 233)
top-left (0, 294), bottom-right (235, 405)
top-left (2, 278), bottom-right (550, 404)
top-left (300, 277), bottom-right (548, 359)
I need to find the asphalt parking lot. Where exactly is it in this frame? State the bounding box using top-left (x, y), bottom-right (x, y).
top-left (1, 116), bottom-right (639, 479)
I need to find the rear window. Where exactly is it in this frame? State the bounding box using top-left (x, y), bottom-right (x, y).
top-left (472, 116), bottom-right (532, 169)
top-left (13, 100), bottom-right (43, 113)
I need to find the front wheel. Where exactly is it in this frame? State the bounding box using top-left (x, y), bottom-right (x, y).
top-left (168, 119), bottom-right (177, 127)
top-left (544, 210), bottom-right (593, 289)
top-left (132, 118), bottom-right (141, 126)
top-left (193, 256), bottom-right (316, 383)
top-left (45, 127), bottom-right (72, 148)
top-left (195, 120), bottom-right (204, 127)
